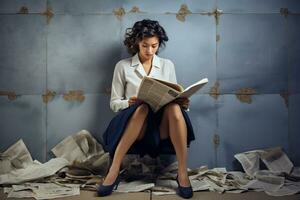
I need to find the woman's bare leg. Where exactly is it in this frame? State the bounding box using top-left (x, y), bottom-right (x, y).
top-left (159, 103), bottom-right (190, 186)
top-left (103, 104), bottom-right (149, 185)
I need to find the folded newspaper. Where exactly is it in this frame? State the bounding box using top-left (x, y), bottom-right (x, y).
top-left (137, 76), bottom-right (208, 112)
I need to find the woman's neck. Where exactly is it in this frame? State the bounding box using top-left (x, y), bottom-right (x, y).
top-left (138, 54), bottom-right (153, 65)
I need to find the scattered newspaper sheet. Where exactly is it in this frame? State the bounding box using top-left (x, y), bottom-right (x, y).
top-left (235, 148), bottom-right (294, 177)
top-left (0, 139), bottom-right (33, 175)
top-left (2, 138), bottom-right (300, 198)
top-left (0, 158), bottom-right (69, 184)
top-left (6, 183), bottom-right (80, 199)
top-left (234, 150), bottom-right (263, 177)
top-left (51, 130), bottom-right (110, 176)
top-left (116, 181), bottom-right (154, 193)
top-left (259, 147), bottom-right (293, 174)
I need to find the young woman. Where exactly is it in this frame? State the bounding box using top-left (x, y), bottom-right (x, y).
top-left (98, 19), bottom-right (195, 199)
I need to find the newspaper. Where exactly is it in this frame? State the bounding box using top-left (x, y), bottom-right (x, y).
top-left (137, 76), bottom-right (208, 112)
top-left (259, 147), bottom-right (293, 174)
top-left (265, 183), bottom-right (300, 196)
top-left (255, 170), bottom-right (285, 185)
top-left (243, 179), bottom-right (282, 192)
top-left (51, 130), bottom-right (105, 162)
top-left (0, 158), bottom-right (69, 184)
top-left (241, 170), bottom-right (285, 192)
top-left (7, 183), bottom-right (80, 199)
top-left (2, 139), bottom-right (300, 197)
top-left (234, 148), bottom-right (300, 196)
top-left (51, 130), bottom-right (110, 176)
top-left (226, 171), bottom-right (251, 185)
top-left (0, 139), bottom-right (33, 175)
top-left (235, 148), bottom-right (294, 177)
top-left (0, 139), bottom-right (70, 185)
top-left (288, 167), bottom-right (300, 181)
top-left (234, 150), bottom-right (263, 177)
top-left (116, 181), bottom-right (154, 193)
top-left (152, 187), bottom-right (176, 196)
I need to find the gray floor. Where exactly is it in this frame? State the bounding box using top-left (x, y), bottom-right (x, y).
top-left (1, 189), bottom-right (300, 200)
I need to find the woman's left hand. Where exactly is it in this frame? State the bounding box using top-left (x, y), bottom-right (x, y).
top-left (173, 97), bottom-right (189, 110)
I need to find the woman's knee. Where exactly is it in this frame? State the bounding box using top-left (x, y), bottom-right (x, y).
top-left (165, 103), bottom-right (183, 121)
top-left (132, 104), bottom-right (149, 118)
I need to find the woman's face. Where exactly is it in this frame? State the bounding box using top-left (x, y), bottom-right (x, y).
top-left (138, 36), bottom-right (159, 61)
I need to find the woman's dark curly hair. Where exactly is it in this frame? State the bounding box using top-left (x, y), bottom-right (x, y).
top-left (124, 19), bottom-right (169, 55)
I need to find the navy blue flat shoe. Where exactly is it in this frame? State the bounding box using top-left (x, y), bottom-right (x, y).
top-left (97, 174), bottom-right (121, 197)
top-left (176, 175), bottom-right (193, 199)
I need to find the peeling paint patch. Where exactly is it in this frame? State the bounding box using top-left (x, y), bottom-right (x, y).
top-left (113, 7), bottom-right (125, 20)
top-left (130, 6), bottom-right (142, 13)
top-left (280, 91), bottom-right (289, 107)
top-left (18, 6), bottom-right (29, 14)
top-left (280, 8), bottom-right (289, 18)
top-left (176, 4), bottom-right (191, 22)
top-left (216, 34), bottom-right (220, 42)
top-left (42, 8), bottom-right (54, 24)
top-left (42, 90), bottom-right (56, 104)
top-left (208, 9), bottom-right (223, 25)
top-left (209, 81), bottom-right (220, 100)
top-left (63, 90), bottom-right (85, 102)
top-left (235, 88), bottom-right (256, 104)
top-left (213, 134), bottom-right (220, 149)
top-left (0, 91), bottom-right (18, 101)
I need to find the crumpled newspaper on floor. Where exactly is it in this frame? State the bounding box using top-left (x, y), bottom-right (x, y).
top-left (51, 130), bottom-right (110, 176)
top-left (0, 139), bottom-right (33, 175)
top-left (0, 139), bottom-right (69, 185)
top-left (234, 147), bottom-right (300, 196)
top-left (49, 130), bottom-right (111, 191)
top-left (1, 136), bottom-right (300, 197)
top-left (0, 130), bottom-right (110, 198)
top-left (234, 147), bottom-right (294, 177)
top-left (116, 147), bottom-right (300, 196)
top-left (121, 154), bottom-right (173, 181)
top-left (3, 183), bottom-right (80, 199)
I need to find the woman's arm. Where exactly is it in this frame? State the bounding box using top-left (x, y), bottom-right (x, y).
top-left (110, 62), bottom-right (129, 112)
top-left (168, 60), bottom-right (177, 84)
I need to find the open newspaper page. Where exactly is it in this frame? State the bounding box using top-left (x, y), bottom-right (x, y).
top-left (137, 77), bottom-right (181, 112)
top-left (179, 78), bottom-right (209, 98)
top-left (137, 77), bottom-right (208, 112)
top-left (259, 147), bottom-right (294, 174)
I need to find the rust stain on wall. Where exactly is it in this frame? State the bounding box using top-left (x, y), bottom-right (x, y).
top-left (208, 9), bottom-right (223, 25)
top-left (42, 8), bottom-right (54, 24)
top-left (0, 91), bottom-right (18, 101)
top-left (130, 6), bottom-right (142, 13)
top-left (235, 88), bottom-right (256, 104)
top-left (42, 90), bottom-right (56, 104)
top-left (280, 91), bottom-right (289, 107)
top-left (213, 133), bottom-right (220, 149)
top-left (209, 81), bottom-right (220, 100)
top-left (18, 6), bottom-right (29, 14)
top-left (113, 7), bottom-right (125, 20)
top-left (176, 4), bottom-right (191, 22)
top-left (280, 8), bottom-right (289, 18)
top-left (63, 90), bottom-right (85, 102)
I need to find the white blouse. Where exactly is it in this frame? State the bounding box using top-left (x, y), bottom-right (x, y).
top-left (110, 53), bottom-right (177, 112)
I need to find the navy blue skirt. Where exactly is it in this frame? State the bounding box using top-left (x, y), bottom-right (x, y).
top-left (103, 104), bottom-right (195, 158)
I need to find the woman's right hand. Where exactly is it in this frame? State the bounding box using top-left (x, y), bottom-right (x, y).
top-left (128, 96), bottom-right (142, 106)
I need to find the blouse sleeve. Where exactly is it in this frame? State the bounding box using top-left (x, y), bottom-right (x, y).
top-left (168, 60), bottom-right (177, 84)
top-left (110, 62), bottom-right (129, 112)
